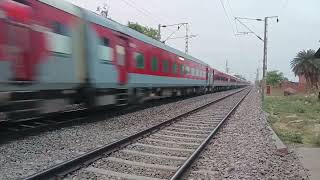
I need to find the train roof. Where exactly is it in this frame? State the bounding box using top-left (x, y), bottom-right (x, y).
top-left (83, 11), bottom-right (208, 66)
top-left (39, 0), bottom-right (82, 16)
top-left (38, 0), bottom-right (208, 66)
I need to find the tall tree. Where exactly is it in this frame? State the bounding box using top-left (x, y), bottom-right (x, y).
top-left (266, 70), bottom-right (285, 86)
top-left (291, 49), bottom-right (320, 89)
top-left (128, 22), bottom-right (161, 41)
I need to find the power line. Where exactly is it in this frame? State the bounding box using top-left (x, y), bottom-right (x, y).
top-left (119, 0), bottom-right (158, 23)
top-left (235, 17), bottom-right (263, 41)
top-left (226, 0), bottom-right (235, 19)
top-left (126, 0), bottom-right (171, 25)
top-left (219, 0), bottom-right (236, 36)
top-left (163, 24), bottom-right (184, 42)
top-left (119, 0), bottom-right (175, 32)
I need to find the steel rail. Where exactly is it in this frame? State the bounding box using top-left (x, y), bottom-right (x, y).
top-left (170, 88), bottom-right (251, 180)
top-left (0, 92), bottom-right (200, 143)
top-left (24, 88), bottom-right (248, 180)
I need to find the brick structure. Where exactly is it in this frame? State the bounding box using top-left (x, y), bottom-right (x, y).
top-left (267, 78), bottom-right (306, 96)
top-left (298, 75), bottom-right (307, 92)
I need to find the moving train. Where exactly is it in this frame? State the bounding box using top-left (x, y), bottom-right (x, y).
top-left (0, 0), bottom-right (249, 122)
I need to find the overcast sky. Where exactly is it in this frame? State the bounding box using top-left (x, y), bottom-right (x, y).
top-left (66, 0), bottom-right (320, 81)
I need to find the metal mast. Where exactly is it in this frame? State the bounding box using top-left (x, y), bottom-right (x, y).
top-left (261, 17), bottom-right (268, 100)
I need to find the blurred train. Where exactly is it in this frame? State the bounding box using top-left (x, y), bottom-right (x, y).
top-left (0, 0), bottom-right (249, 122)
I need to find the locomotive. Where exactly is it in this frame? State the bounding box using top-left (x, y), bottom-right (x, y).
top-left (0, 0), bottom-right (249, 122)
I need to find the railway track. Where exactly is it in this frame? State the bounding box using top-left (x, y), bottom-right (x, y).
top-left (24, 87), bottom-right (251, 180)
top-left (0, 93), bottom-right (207, 143)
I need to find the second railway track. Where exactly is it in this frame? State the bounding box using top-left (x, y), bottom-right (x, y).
top-left (25, 87), bottom-right (251, 180)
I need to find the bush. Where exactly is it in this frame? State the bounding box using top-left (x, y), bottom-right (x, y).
top-left (279, 132), bottom-right (303, 144)
top-left (296, 106), bottom-right (305, 113)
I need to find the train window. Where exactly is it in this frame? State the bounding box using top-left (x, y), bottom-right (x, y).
top-left (163, 60), bottom-right (169, 73)
top-left (173, 63), bottom-right (178, 74)
top-left (151, 57), bottom-right (158, 71)
top-left (13, 0), bottom-right (30, 5)
top-left (116, 45), bottom-right (125, 66)
top-left (134, 52), bottom-right (144, 69)
top-left (101, 37), bottom-right (110, 47)
top-left (185, 66), bottom-right (189, 75)
top-left (52, 21), bottom-right (70, 36)
top-left (180, 64), bottom-right (184, 75)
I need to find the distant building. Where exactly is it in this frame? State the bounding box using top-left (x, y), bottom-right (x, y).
top-left (267, 78), bottom-right (305, 96)
top-left (280, 80), bottom-right (301, 92)
top-left (266, 48), bottom-right (319, 95)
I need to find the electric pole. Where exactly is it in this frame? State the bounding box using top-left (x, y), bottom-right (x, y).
top-left (262, 17), bottom-right (268, 101)
top-left (256, 68), bottom-right (260, 85)
top-left (185, 23), bottom-right (189, 54)
top-left (159, 23), bottom-right (196, 54)
top-left (226, 60), bottom-right (229, 73)
top-left (158, 24), bottom-right (161, 41)
top-left (235, 16), bottom-right (278, 100)
top-left (261, 16), bottom-right (278, 101)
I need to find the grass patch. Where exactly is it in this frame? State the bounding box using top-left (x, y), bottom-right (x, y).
top-left (263, 94), bottom-right (320, 146)
top-left (277, 131), bottom-right (303, 143)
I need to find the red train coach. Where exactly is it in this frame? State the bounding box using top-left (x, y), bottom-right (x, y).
top-left (0, 0), bottom-right (247, 122)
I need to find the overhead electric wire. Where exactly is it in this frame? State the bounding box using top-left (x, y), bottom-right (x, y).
top-left (126, 0), bottom-right (171, 25)
top-left (226, 0), bottom-right (235, 20)
top-left (163, 24), bottom-right (184, 43)
top-left (235, 18), bottom-right (263, 41)
top-left (119, 0), bottom-right (175, 32)
top-left (219, 0), bottom-right (236, 36)
top-left (119, 0), bottom-right (157, 23)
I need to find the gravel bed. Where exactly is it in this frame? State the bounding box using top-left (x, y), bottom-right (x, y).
top-left (157, 129), bottom-right (208, 138)
top-left (149, 134), bottom-right (203, 144)
top-left (111, 150), bottom-right (184, 166)
top-left (66, 89), bottom-right (250, 180)
top-left (165, 127), bottom-right (212, 134)
top-left (0, 89), bottom-right (242, 179)
top-left (186, 87), bottom-right (308, 180)
top-left (171, 124), bottom-right (213, 131)
top-left (140, 138), bottom-right (199, 149)
top-left (85, 158), bottom-right (174, 179)
top-left (127, 143), bottom-right (192, 157)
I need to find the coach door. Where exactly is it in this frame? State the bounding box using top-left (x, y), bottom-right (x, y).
top-left (115, 37), bottom-right (129, 85)
top-left (212, 69), bottom-right (215, 85)
top-left (1, 1), bottom-right (33, 81)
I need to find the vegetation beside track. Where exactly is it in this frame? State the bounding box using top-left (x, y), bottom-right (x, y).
top-left (263, 95), bottom-right (320, 146)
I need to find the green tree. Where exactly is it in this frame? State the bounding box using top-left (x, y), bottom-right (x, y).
top-left (266, 70), bottom-right (285, 86)
top-left (291, 49), bottom-right (320, 89)
top-left (128, 22), bottom-right (161, 41)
